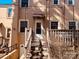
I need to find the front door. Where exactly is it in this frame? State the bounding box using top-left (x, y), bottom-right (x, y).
top-left (35, 20), bottom-right (43, 39)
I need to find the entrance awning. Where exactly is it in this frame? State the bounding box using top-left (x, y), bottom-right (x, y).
top-left (33, 14), bottom-right (45, 19)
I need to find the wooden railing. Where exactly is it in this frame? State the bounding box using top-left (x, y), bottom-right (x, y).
top-left (0, 36), bottom-right (9, 48)
top-left (46, 28), bottom-right (51, 59)
top-left (0, 44), bottom-right (18, 58)
top-left (49, 29), bottom-right (79, 49)
top-left (7, 44), bottom-right (18, 53)
top-left (24, 28), bottom-right (32, 58)
top-left (47, 29), bottom-right (79, 59)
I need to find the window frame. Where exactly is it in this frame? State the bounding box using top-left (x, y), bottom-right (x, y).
top-left (19, 20), bottom-right (29, 32)
top-left (20, 0), bottom-right (29, 8)
top-left (67, 0), bottom-right (75, 5)
top-left (52, 0), bottom-right (60, 5)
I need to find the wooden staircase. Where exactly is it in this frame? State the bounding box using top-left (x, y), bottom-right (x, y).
top-left (24, 28), bottom-right (48, 59)
top-left (30, 39), bottom-right (48, 59)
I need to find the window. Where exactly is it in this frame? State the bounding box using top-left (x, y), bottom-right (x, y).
top-left (51, 22), bottom-right (58, 29)
top-left (69, 22), bottom-right (76, 30)
top-left (68, 0), bottom-right (74, 5)
top-left (53, 0), bottom-right (59, 4)
top-left (6, 28), bottom-right (11, 38)
top-left (20, 21), bottom-right (28, 32)
top-left (21, 0), bottom-right (28, 7)
top-left (8, 7), bottom-right (12, 17)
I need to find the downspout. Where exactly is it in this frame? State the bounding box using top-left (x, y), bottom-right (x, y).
top-left (48, 0), bottom-right (51, 59)
top-left (73, 4), bottom-right (76, 50)
top-left (16, 0), bottom-right (20, 58)
top-left (48, 0), bottom-right (50, 52)
top-left (64, 0), bottom-right (65, 29)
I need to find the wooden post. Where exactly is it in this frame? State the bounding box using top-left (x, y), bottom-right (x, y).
top-left (25, 28), bottom-right (27, 46)
top-left (47, 28), bottom-right (51, 59)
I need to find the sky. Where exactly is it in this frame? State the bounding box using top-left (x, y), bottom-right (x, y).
top-left (0, 0), bottom-right (13, 4)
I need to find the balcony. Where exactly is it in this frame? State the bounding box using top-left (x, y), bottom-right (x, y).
top-left (49, 29), bottom-right (79, 50)
top-left (47, 29), bottom-right (79, 59)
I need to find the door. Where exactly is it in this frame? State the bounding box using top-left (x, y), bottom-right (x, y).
top-left (36, 23), bottom-right (41, 34)
top-left (35, 20), bottom-right (43, 39)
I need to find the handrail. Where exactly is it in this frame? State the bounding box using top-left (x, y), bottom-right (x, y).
top-left (8, 44), bottom-right (18, 53)
top-left (0, 37), bottom-right (9, 49)
top-left (49, 29), bottom-right (79, 31)
top-left (0, 44), bottom-right (18, 58)
top-left (49, 29), bottom-right (79, 49)
top-left (25, 28), bottom-right (32, 48)
top-left (24, 28), bottom-right (32, 58)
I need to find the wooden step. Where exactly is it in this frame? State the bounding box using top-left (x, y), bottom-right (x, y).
top-left (43, 56), bottom-right (48, 59)
top-left (42, 51), bottom-right (48, 56)
top-left (32, 55), bottom-right (42, 59)
top-left (42, 47), bottom-right (47, 51)
top-left (31, 39), bottom-right (47, 59)
top-left (32, 39), bottom-right (40, 43)
top-left (26, 53), bottom-right (32, 58)
top-left (33, 50), bottom-right (41, 53)
top-left (31, 43), bottom-right (40, 47)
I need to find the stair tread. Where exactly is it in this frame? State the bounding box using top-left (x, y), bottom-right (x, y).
top-left (33, 50), bottom-right (41, 53)
top-left (43, 56), bottom-right (48, 59)
top-left (32, 55), bottom-right (41, 58)
top-left (26, 53), bottom-right (32, 57)
top-left (42, 51), bottom-right (48, 56)
top-left (31, 39), bottom-right (48, 59)
top-left (32, 40), bottom-right (40, 42)
top-left (31, 43), bottom-right (40, 46)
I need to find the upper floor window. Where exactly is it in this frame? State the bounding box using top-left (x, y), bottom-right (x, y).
top-left (53, 0), bottom-right (59, 4)
top-left (8, 7), bottom-right (12, 17)
top-left (68, 0), bottom-right (74, 5)
top-left (21, 0), bottom-right (28, 7)
top-left (20, 21), bottom-right (28, 32)
top-left (51, 21), bottom-right (58, 29)
top-left (69, 22), bottom-right (76, 30)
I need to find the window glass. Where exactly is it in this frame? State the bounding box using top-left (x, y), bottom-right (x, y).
top-left (36, 23), bottom-right (41, 34)
top-left (7, 28), bottom-right (11, 38)
top-left (51, 22), bottom-right (58, 29)
top-left (53, 0), bottom-right (58, 4)
top-left (21, 0), bottom-right (28, 7)
top-left (8, 7), bottom-right (12, 17)
top-left (69, 22), bottom-right (76, 30)
top-left (20, 21), bottom-right (27, 32)
top-left (68, 0), bottom-right (74, 5)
